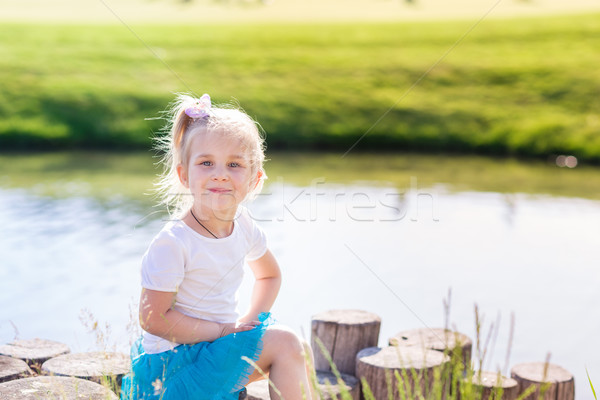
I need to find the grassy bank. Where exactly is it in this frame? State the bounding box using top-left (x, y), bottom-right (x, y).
top-left (1, 14), bottom-right (599, 160)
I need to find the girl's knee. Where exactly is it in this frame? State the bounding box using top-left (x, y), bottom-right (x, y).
top-left (266, 326), bottom-right (306, 361)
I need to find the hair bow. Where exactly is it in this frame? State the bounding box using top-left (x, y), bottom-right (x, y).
top-left (185, 94), bottom-right (211, 119)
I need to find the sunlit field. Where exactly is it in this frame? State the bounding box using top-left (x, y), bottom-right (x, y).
top-left (2, 0), bottom-right (600, 23)
top-left (1, 13), bottom-right (599, 160)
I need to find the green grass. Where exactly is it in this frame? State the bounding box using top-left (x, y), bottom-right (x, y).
top-left (1, 14), bottom-right (599, 160)
top-left (588, 369), bottom-right (597, 400)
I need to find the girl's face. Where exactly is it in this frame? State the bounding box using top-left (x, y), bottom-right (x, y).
top-left (177, 131), bottom-right (258, 215)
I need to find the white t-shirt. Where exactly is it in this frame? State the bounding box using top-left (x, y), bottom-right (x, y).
top-left (140, 207), bottom-right (268, 354)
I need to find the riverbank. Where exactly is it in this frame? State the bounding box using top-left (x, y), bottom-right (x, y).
top-left (1, 13), bottom-right (599, 160)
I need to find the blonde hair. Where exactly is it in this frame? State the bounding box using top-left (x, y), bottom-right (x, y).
top-left (154, 94), bottom-right (266, 217)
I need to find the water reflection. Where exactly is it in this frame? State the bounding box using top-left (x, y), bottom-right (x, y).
top-left (0, 152), bottom-right (599, 399)
top-left (502, 193), bottom-right (517, 227)
top-left (0, 188), bottom-right (161, 349)
top-left (2, 151), bottom-right (600, 200)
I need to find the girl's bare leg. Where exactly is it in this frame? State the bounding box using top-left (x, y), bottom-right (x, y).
top-left (247, 326), bottom-right (317, 400)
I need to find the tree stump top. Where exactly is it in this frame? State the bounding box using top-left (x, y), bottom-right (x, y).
top-left (357, 346), bottom-right (450, 370)
top-left (246, 379), bottom-right (270, 400)
top-left (312, 309), bottom-right (381, 325)
top-left (469, 371), bottom-right (519, 389)
top-left (317, 370), bottom-right (360, 398)
top-left (511, 362), bottom-right (573, 383)
top-left (0, 376), bottom-right (117, 399)
top-left (389, 327), bottom-right (472, 351)
top-left (42, 352), bottom-right (130, 380)
top-left (0, 338), bottom-right (70, 364)
top-left (0, 355), bottom-right (33, 383)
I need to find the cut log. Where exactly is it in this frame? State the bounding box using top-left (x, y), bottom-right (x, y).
top-left (356, 346), bottom-right (450, 400)
top-left (317, 370), bottom-right (360, 400)
top-left (465, 370), bottom-right (519, 400)
top-left (311, 309), bottom-right (381, 375)
top-left (246, 379), bottom-right (270, 400)
top-left (0, 355), bottom-right (34, 383)
top-left (389, 327), bottom-right (472, 366)
top-left (247, 370), bottom-right (360, 400)
top-left (41, 351), bottom-right (129, 387)
top-left (510, 362), bottom-right (574, 400)
top-left (0, 375), bottom-right (117, 399)
top-left (0, 338), bottom-right (70, 369)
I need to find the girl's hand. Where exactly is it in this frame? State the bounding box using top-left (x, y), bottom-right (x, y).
top-left (219, 320), bottom-right (260, 337)
top-left (238, 313), bottom-right (259, 324)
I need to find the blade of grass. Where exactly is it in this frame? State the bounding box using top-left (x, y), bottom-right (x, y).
top-left (587, 368), bottom-right (597, 400)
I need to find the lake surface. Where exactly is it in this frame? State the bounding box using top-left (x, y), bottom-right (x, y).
top-left (0, 151), bottom-right (598, 398)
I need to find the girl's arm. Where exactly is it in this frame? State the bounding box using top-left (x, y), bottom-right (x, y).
top-left (139, 289), bottom-right (257, 344)
top-left (240, 249), bottom-right (282, 323)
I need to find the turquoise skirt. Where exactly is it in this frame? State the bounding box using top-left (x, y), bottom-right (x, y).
top-left (120, 313), bottom-right (274, 400)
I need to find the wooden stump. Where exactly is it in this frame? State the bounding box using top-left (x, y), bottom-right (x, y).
top-left (0, 338), bottom-right (70, 369)
top-left (389, 327), bottom-right (472, 366)
top-left (41, 351), bottom-right (130, 387)
top-left (317, 371), bottom-right (360, 400)
top-left (0, 375), bottom-right (117, 399)
top-left (356, 346), bottom-right (450, 400)
top-left (0, 355), bottom-right (34, 383)
top-left (464, 371), bottom-right (519, 400)
top-left (246, 370), bottom-right (360, 400)
top-left (246, 379), bottom-right (271, 400)
top-left (311, 309), bottom-right (381, 375)
top-left (510, 362), bottom-right (574, 400)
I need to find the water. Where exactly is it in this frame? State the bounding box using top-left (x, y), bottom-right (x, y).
top-left (0, 152), bottom-right (598, 398)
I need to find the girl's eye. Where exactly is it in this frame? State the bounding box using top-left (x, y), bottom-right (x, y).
top-left (200, 161), bottom-right (212, 166)
top-left (229, 162), bottom-right (240, 168)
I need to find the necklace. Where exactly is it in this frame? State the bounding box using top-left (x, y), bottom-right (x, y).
top-left (190, 208), bottom-right (218, 239)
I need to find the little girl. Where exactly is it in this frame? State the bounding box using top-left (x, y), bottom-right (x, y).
top-left (121, 94), bottom-right (316, 400)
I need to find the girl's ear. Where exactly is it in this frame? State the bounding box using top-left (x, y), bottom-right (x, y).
top-left (177, 163), bottom-right (189, 188)
top-left (252, 169), bottom-right (264, 189)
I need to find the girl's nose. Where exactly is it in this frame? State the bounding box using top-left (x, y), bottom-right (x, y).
top-left (211, 166), bottom-right (229, 181)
